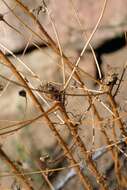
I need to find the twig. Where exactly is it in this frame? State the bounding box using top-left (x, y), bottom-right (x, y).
top-left (63, 0), bottom-right (108, 90)
top-left (0, 50), bottom-right (93, 190)
top-left (0, 148), bottom-right (33, 190)
top-left (59, 104), bottom-right (108, 190)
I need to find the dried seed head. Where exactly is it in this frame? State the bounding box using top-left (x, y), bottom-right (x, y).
top-left (39, 82), bottom-right (65, 106)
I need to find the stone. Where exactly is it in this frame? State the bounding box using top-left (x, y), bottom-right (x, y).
top-left (0, 0), bottom-right (127, 52)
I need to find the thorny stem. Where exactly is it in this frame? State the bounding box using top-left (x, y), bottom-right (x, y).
top-left (107, 93), bottom-right (127, 184)
top-left (113, 64), bottom-right (127, 98)
top-left (91, 94), bottom-right (122, 184)
top-left (107, 93), bottom-right (126, 136)
top-left (80, 87), bottom-right (117, 161)
top-left (111, 121), bottom-right (122, 186)
top-left (0, 148), bottom-right (33, 190)
top-left (0, 51), bottom-right (93, 189)
top-left (59, 104), bottom-right (108, 190)
top-left (1, 3), bottom-right (110, 180)
top-left (2, 0), bottom-right (104, 127)
top-left (10, 0), bottom-right (100, 85)
top-left (15, 1), bottom-right (110, 184)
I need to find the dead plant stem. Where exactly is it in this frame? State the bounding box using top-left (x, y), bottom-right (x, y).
top-left (0, 50), bottom-right (93, 190)
top-left (0, 148), bottom-right (33, 190)
top-left (59, 104), bottom-right (108, 190)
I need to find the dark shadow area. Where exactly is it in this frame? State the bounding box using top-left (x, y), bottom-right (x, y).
top-left (95, 33), bottom-right (126, 79)
top-left (6, 43), bottom-right (47, 56)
